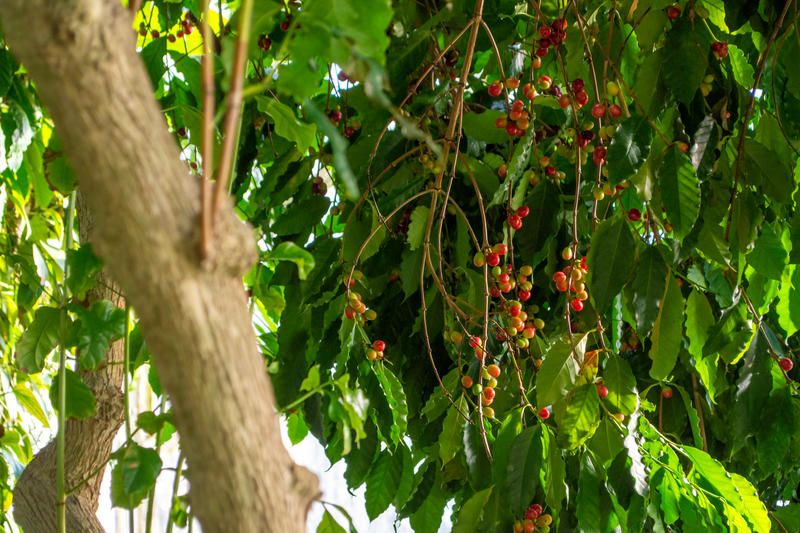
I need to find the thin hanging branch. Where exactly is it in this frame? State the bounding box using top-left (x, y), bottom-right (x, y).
top-left (209, 0), bottom-right (255, 249)
top-left (56, 190), bottom-right (77, 533)
top-left (200, 0), bottom-right (216, 259)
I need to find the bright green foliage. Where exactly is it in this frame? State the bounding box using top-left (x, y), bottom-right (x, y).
top-left (1, 0), bottom-right (800, 532)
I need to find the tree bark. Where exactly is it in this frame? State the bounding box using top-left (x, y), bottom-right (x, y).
top-left (13, 197), bottom-right (125, 533)
top-left (1, 1), bottom-right (318, 532)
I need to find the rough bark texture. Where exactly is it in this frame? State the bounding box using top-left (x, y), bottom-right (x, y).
top-left (13, 197), bottom-right (126, 533)
top-left (1, 1), bottom-right (318, 532)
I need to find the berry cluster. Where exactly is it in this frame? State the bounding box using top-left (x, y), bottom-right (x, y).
top-left (711, 41), bottom-right (729, 60)
top-left (461, 364), bottom-right (501, 418)
top-left (311, 176), bottom-right (327, 196)
top-left (138, 12), bottom-right (194, 41)
top-left (490, 77), bottom-right (534, 137)
top-left (343, 277), bottom-right (378, 324)
top-left (366, 339), bottom-right (386, 361)
top-left (551, 254), bottom-right (589, 313)
top-left (513, 503), bottom-right (553, 532)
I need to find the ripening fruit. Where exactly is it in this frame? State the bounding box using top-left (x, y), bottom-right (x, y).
top-left (597, 382), bottom-right (609, 399)
top-left (609, 104), bottom-right (623, 118)
top-left (593, 187), bottom-right (605, 201)
top-left (520, 265), bottom-right (533, 276)
top-left (367, 349), bottom-right (379, 361)
top-left (483, 387), bottom-right (496, 401)
top-left (538, 407), bottom-right (550, 419)
top-left (711, 41), bottom-right (729, 59)
top-left (558, 94), bottom-right (571, 109)
top-left (517, 206), bottom-right (530, 218)
top-left (627, 208), bottom-right (642, 221)
top-left (483, 406), bottom-right (495, 418)
top-left (666, 5), bottom-right (681, 20)
top-left (473, 252), bottom-right (486, 267)
top-left (591, 103), bottom-right (606, 118)
top-left (570, 299), bottom-right (584, 312)
top-left (561, 247), bottom-right (573, 260)
top-left (505, 77), bottom-right (520, 90)
top-left (469, 336), bottom-right (482, 349)
top-left (536, 514), bottom-right (553, 527)
top-left (461, 375), bottom-right (473, 388)
top-left (508, 214), bottom-right (523, 231)
top-left (488, 80), bottom-right (503, 97)
top-left (487, 252), bottom-right (501, 267)
top-left (493, 243), bottom-right (509, 255)
top-left (487, 364), bottom-right (501, 378)
top-left (471, 383), bottom-right (483, 395)
top-left (613, 412), bottom-right (625, 422)
top-left (606, 80), bottom-right (620, 96)
top-left (661, 387), bottom-right (673, 399)
top-left (538, 75), bottom-right (552, 90)
top-left (779, 357), bottom-right (794, 372)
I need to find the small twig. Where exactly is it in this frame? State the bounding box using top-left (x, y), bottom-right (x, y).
top-left (200, 0), bottom-right (216, 260)
top-left (210, 0), bottom-right (255, 238)
top-left (723, 0), bottom-right (795, 241)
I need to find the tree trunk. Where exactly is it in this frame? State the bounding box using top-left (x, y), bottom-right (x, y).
top-left (13, 197), bottom-right (126, 533)
top-left (0, 1), bottom-right (318, 532)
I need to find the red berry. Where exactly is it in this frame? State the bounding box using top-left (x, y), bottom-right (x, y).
top-left (779, 357), bottom-right (794, 372)
top-left (280, 19), bottom-right (291, 31)
top-left (545, 165), bottom-right (557, 176)
top-left (593, 146), bottom-right (607, 165)
top-left (538, 407), bottom-right (550, 419)
top-left (483, 387), bottom-right (496, 401)
top-left (168, 34), bottom-right (177, 43)
top-left (488, 81), bottom-right (503, 97)
top-left (493, 243), bottom-right (508, 255)
top-left (506, 77), bottom-right (520, 90)
top-left (508, 214), bottom-right (523, 231)
top-left (570, 299), bottom-right (584, 312)
top-left (486, 252), bottom-right (501, 267)
top-left (559, 95), bottom-right (571, 109)
top-left (609, 104), bottom-right (623, 118)
top-left (517, 206), bottom-right (530, 218)
top-left (372, 340), bottom-right (386, 352)
top-left (495, 117), bottom-right (507, 129)
top-left (627, 208), bottom-right (641, 221)
top-left (506, 123), bottom-right (521, 137)
top-left (469, 336), bottom-right (482, 349)
top-left (711, 41), bottom-right (729, 59)
top-left (461, 375), bottom-right (474, 388)
top-left (572, 79), bottom-right (585, 93)
top-left (575, 91), bottom-right (589, 107)
top-left (329, 110), bottom-right (342, 123)
top-left (344, 307), bottom-right (356, 320)
top-left (344, 126), bottom-right (356, 138)
top-left (553, 271), bottom-right (567, 283)
top-left (597, 383), bottom-right (609, 399)
top-left (519, 290), bottom-right (531, 302)
top-left (661, 387), bottom-right (673, 399)
top-left (177, 127), bottom-right (186, 137)
top-left (553, 18), bottom-right (568, 31)
top-left (490, 286), bottom-right (501, 298)
top-left (540, 26), bottom-right (552, 39)
top-left (591, 103), bottom-right (606, 118)
top-left (528, 503), bottom-right (543, 517)
top-left (151, 30), bottom-right (160, 38)
top-left (667, 5), bottom-right (681, 20)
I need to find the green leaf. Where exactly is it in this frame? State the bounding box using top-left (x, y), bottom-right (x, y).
top-left (603, 355), bottom-right (638, 415)
top-left (731, 334), bottom-right (771, 451)
top-left (141, 38), bottom-right (167, 87)
top-left (649, 274), bottom-right (683, 380)
top-left (727, 44), bottom-right (755, 88)
top-left (743, 139), bottom-right (794, 202)
top-left (516, 181), bottom-right (560, 265)
top-left (685, 290), bottom-right (714, 361)
top-left (588, 418), bottom-right (624, 466)
top-left (75, 301), bottom-right (126, 369)
top-left (681, 446), bottom-right (770, 532)
top-left (373, 365), bottom-right (408, 445)
top-left (748, 224), bottom-right (788, 280)
top-left (136, 411), bottom-right (169, 435)
top-left (703, 304), bottom-right (756, 365)
top-left (365, 451), bottom-right (403, 520)
top-left (439, 396), bottom-right (467, 464)
top-left (491, 412), bottom-right (523, 485)
top-left (266, 242), bottom-right (316, 280)
top-left (588, 217), bottom-right (636, 312)
top-left (111, 443), bottom-right (163, 509)
top-left (536, 334), bottom-right (587, 407)
top-left (554, 383), bottom-right (601, 450)
top-left (662, 21), bottom-right (708, 104)
top-left (628, 247), bottom-right (668, 336)
top-left (406, 205), bottom-right (430, 251)
top-left (777, 266), bottom-right (800, 337)
top-left (317, 511), bottom-right (347, 533)
top-left (16, 306), bottom-right (64, 374)
top-left (272, 196), bottom-right (330, 236)
top-left (13, 383), bottom-right (49, 427)
top-left (606, 116), bottom-right (653, 184)
top-left (658, 147), bottom-right (700, 240)
top-left (577, 453), bottom-right (603, 533)
top-left (49, 369), bottom-right (97, 420)
top-left (452, 486), bottom-right (493, 533)
top-left (256, 97), bottom-right (317, 153)
top-left (409, 477), bottom-right (448, 533)
top-left (462, 111), bottom-right (508, 144)
top-left (66, 244), bottom-right (103, 299)
top-left (504, 426), bottom-right (543, 515)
